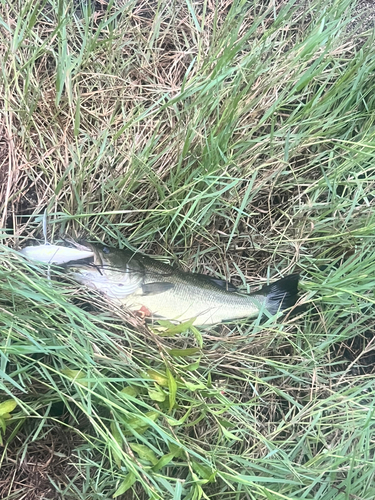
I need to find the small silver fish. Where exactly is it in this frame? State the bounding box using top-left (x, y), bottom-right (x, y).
top-left (20, 243), bottom-right (94, 265)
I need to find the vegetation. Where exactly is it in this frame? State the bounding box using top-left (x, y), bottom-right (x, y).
top-left (0, 0), bottom-right (374, 498)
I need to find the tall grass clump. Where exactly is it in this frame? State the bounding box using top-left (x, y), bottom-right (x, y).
top-left (1, 0), bottom-right (375, 498)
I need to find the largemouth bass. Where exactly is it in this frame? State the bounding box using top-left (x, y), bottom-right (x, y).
top-left (66, 243), bottom-right (299, 326)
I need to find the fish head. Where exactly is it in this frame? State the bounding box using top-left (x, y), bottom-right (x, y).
top-left (66, 243), bottom-right (144, 299)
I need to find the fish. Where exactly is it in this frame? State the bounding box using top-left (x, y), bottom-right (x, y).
top-left (19, 243), bottom-right (94, 265)
top-left (66, 242), bottom-right (299, 326)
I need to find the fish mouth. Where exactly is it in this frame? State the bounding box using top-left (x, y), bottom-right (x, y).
top-left (65, 256), bottom-right (135, 278)
top-left (66, 257), bottom-right (114, 277)
top-left (65, 255), bottom-right (96, 269)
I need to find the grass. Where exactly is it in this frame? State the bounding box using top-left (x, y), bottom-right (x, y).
top-left (1, 0), bottom-right (375, 498)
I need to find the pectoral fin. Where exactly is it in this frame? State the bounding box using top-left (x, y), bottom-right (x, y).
top-left (141, 282), bottom-right (175, 295)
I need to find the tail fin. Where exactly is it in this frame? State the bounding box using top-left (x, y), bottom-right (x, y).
top-left (263, 274), bottom-right (299, 315)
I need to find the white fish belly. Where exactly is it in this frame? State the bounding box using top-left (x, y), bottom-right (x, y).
top-left (122, 290), bottom-right (265, 325)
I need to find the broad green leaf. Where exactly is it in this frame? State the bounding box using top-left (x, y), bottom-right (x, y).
top-left (130, 443), bottom-right (158, 465)
top-left (167, 348), bottom-right (201, 357)
top-left (184, 381), bottom-right (206, 391)
top-left (191, 326), bottom-right (203, 348)
top-left (217, 417), bottom-right (236, 429)
top-left (147, 369), bottom-right (168, 386)
top-left (192, 483), bottom-right (204, 500)
top-left (168, 443), bottom-right (184, 458)
top-left (166, 368), bottom-right (177, 412)
top-left (119, 386), bottom-right (139, 397)
top-left (0, 399), bottom-right (17, 416)
top-left (124, 411), bottom-right (159, 435)
top-left (167, 407), bottom-right (192, 426)
top-left (221, 426), bottom-right (242, 441)
top-left (145, 411), bottom-right (159, 422)
top-left (0, 416), bottom-right (6, 434)
top-left (152, 452), bottom-right (175, 471)
top-left (192, 461), bottom-right (216, 482)
top-left (110, 422), bottom-right (123, 468)
top-left (113, 472), bottom-right (136, 498)
top-left (124, 417), bottom-right (149, 436)
top-left (148, 387), bottom-right (166, 402)
top-left (157, 318), bottom-right (196, 335)
top-left (61, 369), bottom-right (88, 387)
top-left (182, 360), bottom-right (201, 371)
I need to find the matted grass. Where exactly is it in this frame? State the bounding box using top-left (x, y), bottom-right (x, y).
top-left (1, 0), bottom-right (375, 499)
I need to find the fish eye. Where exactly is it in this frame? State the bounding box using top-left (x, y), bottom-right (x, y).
top-left (102, 246), bottom-right (110, 254)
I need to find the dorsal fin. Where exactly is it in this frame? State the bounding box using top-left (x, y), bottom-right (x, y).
top-left (194, 273), bottom-right (238, 292)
